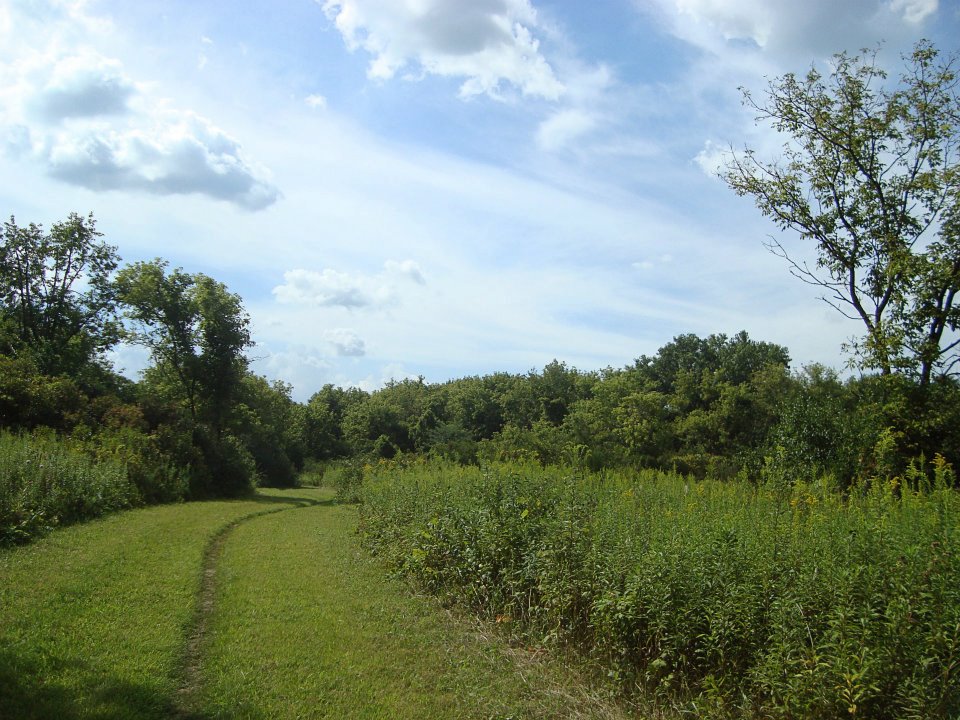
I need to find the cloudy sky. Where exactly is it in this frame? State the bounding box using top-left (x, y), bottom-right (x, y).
top-left (2, 0), bottom-right (957, 399)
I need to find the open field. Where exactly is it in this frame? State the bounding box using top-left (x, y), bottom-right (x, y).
top-left (359, 460), bottom-right (960, 718)
top-left (1, 486), bottom-right (629, 719)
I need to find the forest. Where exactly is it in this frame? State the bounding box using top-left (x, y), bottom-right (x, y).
top-left (3, 210), bottom-right (957, 540)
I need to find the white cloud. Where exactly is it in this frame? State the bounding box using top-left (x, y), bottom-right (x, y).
top-left (649, 0), bottom-right (939, 61)
top-left (536, 108), bottom-right (596, 151)
top-left (27, 51), bottom-right (136, 121)
top-left (321, 0), bottom-right (564, 99)
top-left (36, 110), bottom-right (280, 209)
top-left (890, 0), bottom-right (938, 23)
top-left (305, 93), bottom-right (327, 109)
top-left (352, 363), bottom-right (420, 392)
top-left (384, 258), bottom-right (425, 284)
top-left (694, 139), bottom-right (728, 176)
top-left (324, 328), bottom-right (367, 356)
top-left (273, 268), bottom-right (387, 308)
top-left (272, 261), bottom-right (425, 309)
top-left (0, 2), bottom-right (279, 210)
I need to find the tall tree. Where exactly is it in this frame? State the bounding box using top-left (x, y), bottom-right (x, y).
top-left (723, 41), bottom-right (960, 385)
top-left (0, 213), bottom-right (119, 375)
top-left (115, 259), bottom-right (252, 435)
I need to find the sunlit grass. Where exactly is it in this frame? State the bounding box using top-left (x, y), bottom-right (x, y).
top-left (0, 489), bottom-right (311, 719)
top-left (2, 483), bottom-right (631, 719)
top-left (200, 487), bottom-right (631, 719)
top-left (358, 459), bottom-right (960, 718)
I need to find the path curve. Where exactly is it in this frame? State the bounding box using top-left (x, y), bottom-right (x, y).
top-left (173, 496), bottom-right (320, 717)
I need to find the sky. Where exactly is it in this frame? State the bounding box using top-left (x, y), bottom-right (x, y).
top-left (2, 0), bottom-right (958, 400)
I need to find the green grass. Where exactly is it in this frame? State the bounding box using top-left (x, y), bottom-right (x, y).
top-left (0, 489), bottom-right (322, 718)
top-left (1, 485), bottom-right (630, 719)
top-left (200, 487), bottom-right (629, 718)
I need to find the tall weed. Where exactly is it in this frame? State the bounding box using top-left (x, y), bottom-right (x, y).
top-left (0, 430), bottom-right (141, 544)
top-left (358, 459), bottom-right (960, 718)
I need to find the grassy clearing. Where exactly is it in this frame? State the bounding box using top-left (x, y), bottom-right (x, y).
top-left (0, 488), bottom-right (312, 719)
top-left (2, 483), bottom-right (631, 719)
top-left (199, 487), bottom-right (632, 719)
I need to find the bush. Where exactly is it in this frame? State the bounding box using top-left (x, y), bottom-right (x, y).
top-left (0, 430), bottom-right (141, 545)
top-left (84, 426), bottom-right (190, 504)
top-left (325, 461), bottom-right (365, 503)
top-left (358, 459), bottom-right (960, 718)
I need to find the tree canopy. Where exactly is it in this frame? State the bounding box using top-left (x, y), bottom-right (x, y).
top-left (0, 213), bottom-right (119, 377)
top-left (723, 40), bottom-right (960, 385)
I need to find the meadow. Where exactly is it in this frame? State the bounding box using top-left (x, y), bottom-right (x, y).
top-left (358, 458), bottom-right (960, 719)
top-left (0, 484), bottom-right (630, 719)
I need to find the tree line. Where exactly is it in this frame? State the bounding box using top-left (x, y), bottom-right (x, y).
top-left (2, 211), bottom-right (959, 507)
top-left (1, 212), bottom-right (303, 499)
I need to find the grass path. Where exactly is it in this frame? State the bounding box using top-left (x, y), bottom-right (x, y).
top-left (1, 488), bottom-right (627, 719)
top-left (0, 490), bottom-right (303, 719)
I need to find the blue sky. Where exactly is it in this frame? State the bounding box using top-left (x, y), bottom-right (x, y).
top-left (2, 0), bottom-right (958, 400)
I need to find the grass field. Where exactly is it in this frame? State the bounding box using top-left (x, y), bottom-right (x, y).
top-left (1, 486), bottom-right (628, 719)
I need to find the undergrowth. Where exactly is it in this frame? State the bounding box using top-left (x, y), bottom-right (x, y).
top-left (0, 430), bottom-right (141, 544)
top-left (358, 458), bottom-right (960, 719)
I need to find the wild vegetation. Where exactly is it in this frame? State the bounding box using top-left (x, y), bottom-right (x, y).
top-left (359, 459), bottom-right (960, 718)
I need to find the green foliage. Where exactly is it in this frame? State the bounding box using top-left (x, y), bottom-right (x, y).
top-left (0, 355), bottom-right (87, 430)
top-left (359, 460), bottom-right (960, 718)
top-left (116, 259), bottom-right (255, 495)
top-left (724, 41), bottom-right (960, 385)
top-left (0, 430), bottom-right (140, 544)
top-left (324, 460), bottom-right (366, 503)
top-left (0, 213), bottom-right (120, 377)
top-left (80, 425), bottom-right (191, 504)
top-left (115, 259), bottom-right (252, 430)
top-left (231, 375), bottom-right (306, 487)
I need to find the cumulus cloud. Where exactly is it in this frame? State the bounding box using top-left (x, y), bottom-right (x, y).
top-left (305, 93), bottom-right (328, 109)
top-left (321, 0), bottom-right (563, 99)
top-left (28, 52), bottom-right (136, 121)
top-left (42, 111), bottom-right (279, 210)
top-left (273, 268), bottom-right (385, 308)
top-left (272, 260), bottom-right (425, 309)
top-left (0, 3), bottom-right (279, 210)
top-left (324, 328), bottom-right (367, 356)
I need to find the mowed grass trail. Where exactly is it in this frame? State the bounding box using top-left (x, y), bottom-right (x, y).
top-left (1, 487), bottom-right (627, 719)
top-left (0, 489), bottom-right (314, 719)
top-left (198, 490), bottom-right (625, 719)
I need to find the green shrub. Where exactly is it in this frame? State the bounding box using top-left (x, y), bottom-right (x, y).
top-left (325, 461), bottom-right (366, 503)
top-left (358, 459), bottom-right (960, 718)
top-left (84, 426), bottom-right (190, 503)
top-left (0, 430), bottom-right (141, 544)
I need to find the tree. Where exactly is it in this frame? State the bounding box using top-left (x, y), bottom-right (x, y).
top-left (0, 213), bottom-right (119, 376)
top-left (723, 41), bottom-right (960, 385)
top-left (115, 259), bottom-right (252, 435)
